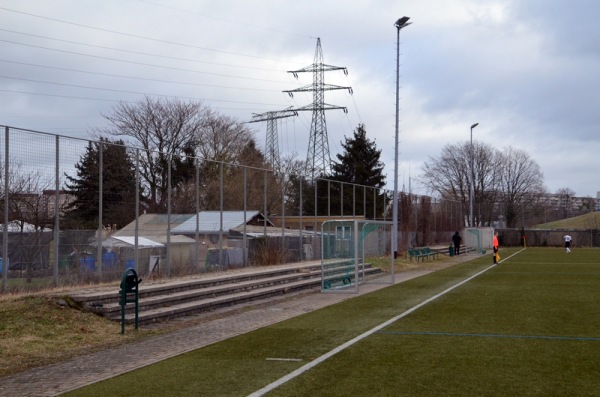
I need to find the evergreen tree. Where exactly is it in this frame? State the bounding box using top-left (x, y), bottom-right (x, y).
top-left (329, 124), bottom-right (387, 218)
top-left (63, 138), bottom-right (138, 229)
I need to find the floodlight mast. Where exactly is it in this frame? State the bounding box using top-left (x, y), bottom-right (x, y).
top-left (392, 17), bottom-right (411, 260)
top-left (469, 122), bottom-right (479, 227)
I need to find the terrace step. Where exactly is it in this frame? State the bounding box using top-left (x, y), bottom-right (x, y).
top-left (67, 261), bottom-right (382, 324)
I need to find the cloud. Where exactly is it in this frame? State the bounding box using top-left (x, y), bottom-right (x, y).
top-left (0, 0), bottom-right (598, 198)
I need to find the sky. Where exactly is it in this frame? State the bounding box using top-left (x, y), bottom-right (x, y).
top-left (1, 0), bottom-right (599, 198)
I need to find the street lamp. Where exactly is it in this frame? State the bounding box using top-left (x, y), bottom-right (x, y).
top-left (469, 122), bottom-right (479, 227)
top-left (392, 16), bottom-right (411, 259)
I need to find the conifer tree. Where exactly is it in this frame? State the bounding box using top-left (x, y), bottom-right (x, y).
top-left (63, 138), bottom-right (138, 229)
top-left (329, 124), bottom-right (387, 218)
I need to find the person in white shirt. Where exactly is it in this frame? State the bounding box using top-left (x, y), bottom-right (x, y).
top-left (563, 234), bottom-right (572, 253)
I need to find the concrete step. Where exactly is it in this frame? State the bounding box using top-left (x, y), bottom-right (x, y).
top-left (69, 262), bottom-right (324, 305)
top-left (98, 269), bottom-right (324, 316)
top-left (115, 277), bottom-right (324, 324)
top-left (68, 261), bottom-right (382, 324)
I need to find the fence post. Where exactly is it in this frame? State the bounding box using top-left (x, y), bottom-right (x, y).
top-left (2, 127), bottom-right (9, 293)
top-left (53, 135), bottom-right (60, 287)
top-left (166, 156), bottom-right (172, 277)
top-left (96, 142), bottom-right (103, 278)
top-left (134, 149), bottom-right (140, 272)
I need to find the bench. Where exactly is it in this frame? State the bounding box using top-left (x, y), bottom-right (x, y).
top-left (408, 249), bottom-right (427, 262)
top-left (408, 247), bottom-right (439, 262)
top-left (420, 247), bottom-right (439, 260)
top-left (322, 260), bottom-right (355, 289)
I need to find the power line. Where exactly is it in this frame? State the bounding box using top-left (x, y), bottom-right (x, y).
top-left (0, 89), bottom-right (123, 103)
top-left (0, 75), bottom-right (284, 106)
top-left (0, 6), bottom-right (296, 62)
top-left (0, 60), bottom-right (285, 93)
top-left (0, 28), bottom-right (289, 73)
top-left (0, 89), bottom-right (284, 115)
top-left (1, 39), bottom-right (292, 84)
top-left (0, 4), bottom-right (363, 144)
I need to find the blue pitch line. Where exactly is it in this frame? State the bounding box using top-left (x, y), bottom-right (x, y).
top-left (246, 248), bottom-right (527, 397)
top-left (376, 330), bottom-right (600, 342)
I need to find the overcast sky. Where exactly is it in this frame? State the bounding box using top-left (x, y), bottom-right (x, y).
top-left (1, 0), bottom-right (599, 198)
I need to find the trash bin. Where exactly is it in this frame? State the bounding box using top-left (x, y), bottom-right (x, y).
top-left (119, 268), bottom-right (142, 334)
top-left (448, 244), bottom-right (454, 257)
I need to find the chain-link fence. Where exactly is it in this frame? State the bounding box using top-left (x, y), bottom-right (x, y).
top-left (1, 125), bottom-right (465, 293)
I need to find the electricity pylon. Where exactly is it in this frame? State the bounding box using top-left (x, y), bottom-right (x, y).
top-left (249, 107), bottom-right (298, 170)
top-left (284, 37), bottom-right (352, 179)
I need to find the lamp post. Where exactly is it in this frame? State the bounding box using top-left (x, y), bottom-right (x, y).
top-left (469, 122), bottom-right (478, 227)
top-left (392, 16), bottom-right (411, 259)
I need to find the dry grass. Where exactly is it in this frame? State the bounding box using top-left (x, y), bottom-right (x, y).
top-left (368, 253), bottom-right (445, 273)
top-left (0, 293), bottom-right (147, 377)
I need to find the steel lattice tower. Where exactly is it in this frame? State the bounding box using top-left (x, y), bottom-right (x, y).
top-left (284, 38), bottom-right (352, 178)
top-left (250, 107), bottom-right (297, 170)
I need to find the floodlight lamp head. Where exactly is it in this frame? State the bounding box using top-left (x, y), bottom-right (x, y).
top-left (471, 123), bottom-right (479, 129)
top-left (395, 16), bottom-right (411, 29)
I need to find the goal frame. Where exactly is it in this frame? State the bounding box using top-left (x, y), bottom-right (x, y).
top-left (320, 220), bottom-right (393, 294)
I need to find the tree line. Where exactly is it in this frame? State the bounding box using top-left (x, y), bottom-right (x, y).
top-left (5, 96), bottom-right (592, 233)
top-left (421, 141), bottom-right (595, 228)
top-left (60, 97), bottom-right (389, 230)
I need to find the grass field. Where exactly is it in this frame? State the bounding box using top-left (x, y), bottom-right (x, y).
top-left (65, 248), bottom-right (600, 396)
top-left (534, 211), bottom-right (600, 229)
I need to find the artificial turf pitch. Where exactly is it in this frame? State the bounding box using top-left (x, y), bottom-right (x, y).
top-left (66, 247), bottom-right (600, 396)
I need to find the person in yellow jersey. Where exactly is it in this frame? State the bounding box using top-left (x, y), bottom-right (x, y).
top-left (493, 231), bottom-right (499, 264)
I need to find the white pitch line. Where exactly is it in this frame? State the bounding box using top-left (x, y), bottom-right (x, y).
top-left (247, 248), bottom-right (525, 397)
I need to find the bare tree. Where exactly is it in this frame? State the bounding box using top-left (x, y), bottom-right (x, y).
top-left (555, 187), bottom-right (576, 219)
top-left (399, 192), bottom-right (414, 251)
top-left (198, 141), bottom-right (278, 213)
top-left (497, 146), bottom-right (546, 227)
top-left (279, 153), bottom-right (307, 216)
top-left (195, 110), bottom-right (255, 164)
top-left (423, 143), bottom-right (547, 227)
top-left (472, 142), bottom-right (502, 226)
top-left (416, 195), bottom-right (432, 246)
top-left (422, 141), bottom-right (499, 226)
top-left (96, 96), bottom-right (282, 216)
top-left (97, 96), bottom-right (208, 212)
top-left (0, 159), bottom-right (65, 282)
top-left (579, 197), bottom-right (597, 213)
top-left (191, 114), bottom-right (273, 212)
top-left (422, 143), bottom-right (469, 203)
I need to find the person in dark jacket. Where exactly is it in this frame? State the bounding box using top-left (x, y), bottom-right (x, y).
top-left (452, 231), bottom-right (462, 255)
